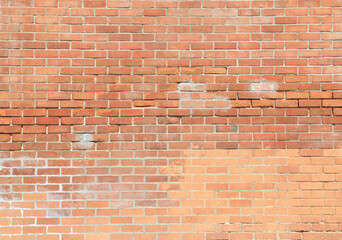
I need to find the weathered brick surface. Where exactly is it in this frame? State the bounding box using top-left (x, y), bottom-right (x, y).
top-left (0, 0), bottom-right (342, 151)
top-left (1, 0), bottom-right (342, 239)
top-left (1, 150), bottom-right (342, 239)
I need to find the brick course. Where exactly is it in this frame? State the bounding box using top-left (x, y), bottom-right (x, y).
top-left (0, 0), bottom-right (342, 239)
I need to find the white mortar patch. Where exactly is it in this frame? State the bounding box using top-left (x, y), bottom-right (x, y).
top-left (177, 82), bottom-right (205, 92)
top-left (73, 133), bottom-right (94, 150)
top-left (250, 80), bottom-right (278, 92)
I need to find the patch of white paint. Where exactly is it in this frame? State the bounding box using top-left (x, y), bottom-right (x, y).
top-left (0, 186), bottom-right (10, 204)
top-left (47, 209), bottom-right (71, 217)
top-left (73, 133), bottom-right (94, 150)
top-left (177, 81), bottom-right (231, 110)
top-left (214, 92), bottom-right (230, 108)
top-left (0, 193), bottom-right (20, 203)
top-left (81, 133), bottom-right (93, 144)
top-left (0, 160), bottom-right (9, 167)
top-left (48, 193), bottom-right (70, 200)
top-left (249, 79), bottom-right (278, 92)
top-left (177, 82), bottom-right (205, 92)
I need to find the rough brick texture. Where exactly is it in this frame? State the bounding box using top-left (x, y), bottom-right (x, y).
top-left (2, 149), bottom-right (342, 239)
top-left (1, 0), bottom-right (342, 239)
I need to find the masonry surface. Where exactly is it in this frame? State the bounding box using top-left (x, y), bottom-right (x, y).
top-left (0, 0), bottom-right (342, 239)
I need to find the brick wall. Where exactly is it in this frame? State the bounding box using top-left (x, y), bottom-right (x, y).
top-left (0, 0), bottom-right (342, 239)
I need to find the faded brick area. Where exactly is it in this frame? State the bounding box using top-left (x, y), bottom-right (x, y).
top-left (1, 0), bottom-right (342, 239)
top-left (1, 150), bottom-right (342, 239)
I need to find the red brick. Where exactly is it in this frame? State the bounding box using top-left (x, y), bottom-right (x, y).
top-left (0, 1), bottom-right (341, 237)
top-left (323, 99), bottom-right (342, 107)
top-left (299, 0), bottom-right (320, 7)
top-left (34, 0), bottom-right (57, 7)
top-left (299, 100), bottom-right (322, 107)
top-left (276, 100), bottom-right (298, 108)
